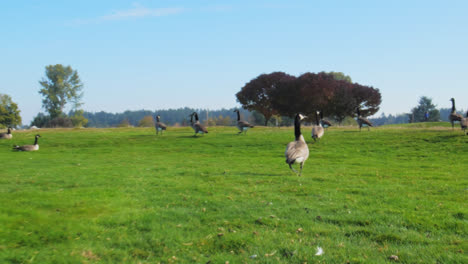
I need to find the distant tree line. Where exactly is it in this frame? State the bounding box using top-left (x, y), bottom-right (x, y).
top-left (236, 71), bottom-right (382, 125)
top-left (80, 108), bottom-right (252, 128)
top-left (12, 64), bottom-right (466, 129)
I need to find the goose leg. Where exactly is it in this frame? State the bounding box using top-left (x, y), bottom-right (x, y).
top-left (299, 162), bottom-right (304, 176)
top-left (289, 164), bottom-right (298, 175)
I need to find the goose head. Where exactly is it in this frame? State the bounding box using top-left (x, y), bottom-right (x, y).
top-left (298, 114), bottom-right (307, 121)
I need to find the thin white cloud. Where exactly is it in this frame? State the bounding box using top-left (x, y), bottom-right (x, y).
top-left (68, 4), bottom-right (184, 25)
top-left (101, 6), bottom-right (184, 21)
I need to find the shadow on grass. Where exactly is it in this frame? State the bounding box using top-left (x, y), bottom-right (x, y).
top-left (239, 172), bottom-right (286, 177)
top-left (178, 135), bottom-right (206, 138)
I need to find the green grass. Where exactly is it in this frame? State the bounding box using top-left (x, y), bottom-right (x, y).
top-left (0, 124), bottom-right (467, 263)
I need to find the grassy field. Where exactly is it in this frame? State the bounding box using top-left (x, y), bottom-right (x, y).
top-left (0, 124), bottom-right (467, 263)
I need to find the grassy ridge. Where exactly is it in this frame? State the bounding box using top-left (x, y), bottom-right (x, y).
top-left (0, 124), bottom-right (467, 263)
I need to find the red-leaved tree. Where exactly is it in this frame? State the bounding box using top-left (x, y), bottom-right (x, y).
top-left (236, 72), bottom-right (295, 125)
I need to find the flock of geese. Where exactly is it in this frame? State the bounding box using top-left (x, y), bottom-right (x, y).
top-left (1, 100), bottom-right (466, 175)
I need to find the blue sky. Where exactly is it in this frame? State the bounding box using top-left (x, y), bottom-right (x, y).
top-left (1, 0), bottom-right (467, 124)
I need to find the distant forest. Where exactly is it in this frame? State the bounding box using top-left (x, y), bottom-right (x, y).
top-left (76, 107), bottom-right (463, 128)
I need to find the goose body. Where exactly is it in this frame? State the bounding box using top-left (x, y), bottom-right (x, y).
top-left (190, 112), bottom-right (208, 136)
top-left (234, 109), bottom-right (254, 134)
top-left (0, 127), bottom-right (12, 139)
top-left (285, 114), bottom-right (309, 176)
top-left (449, 98), bottom-right (463, 129)
top-left (461, 110), bottom-right (468, 135)
top-left (311, 111), bottom-right (324, 142)
top-left (356, 108), bottom-right (373, 131)
top-left (13, 134), bottom-right (40, 151)
top-left (155, 115), bottom-right (167, 135)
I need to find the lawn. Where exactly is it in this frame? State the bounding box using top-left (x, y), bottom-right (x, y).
top-left (0, 124), bottom-right (467, 263)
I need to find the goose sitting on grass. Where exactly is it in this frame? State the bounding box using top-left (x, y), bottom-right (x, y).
top-left (0, 127), bottom-right (13, 139)
top-left (13, 134), bottom-right (41, 151)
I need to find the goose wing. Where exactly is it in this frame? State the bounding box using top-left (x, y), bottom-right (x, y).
top-left (358, 117), bottom-right (373, 126)
top-left (450, 113), bottom-right (463, 121)
top-left (0, 133), bottom-right (11, 139)
top-left (195, 123), bottom-right (208, 133)
top-left (13, 144), bottom-right (38, 151)
top-left (238, 120), bottom-right (254, 128)
top-left (157, 122), bottom-right (167, 130)
top-left (285, 141), bottom-right (309, 164)
top-left (321, 119), bottom-right (332, 126)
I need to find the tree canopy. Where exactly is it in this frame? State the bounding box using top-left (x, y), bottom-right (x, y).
top-left (0, 94), bottom-right (22, 128)
top-left (237, 71), bottom-right (381, 124)
top-left (236, 72), bottom-right (294, 125)
top-left (39, 64), bottom-right (83, 118)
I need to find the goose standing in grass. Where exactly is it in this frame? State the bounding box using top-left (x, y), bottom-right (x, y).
top-left (13, 134), bottom-right (41, 151)
top-left (234, 109), bottom-right (254, 134)
top-left (460, 110), bottom-right (468, 135)
top-left (0, 127), bottom-right (13, 139)
top-left (356, 108), bottom-right (373, 131)
top-left (189, 112), bottom-right (208, 136)
top-left (320, 111), bottom-right (332, 130)
top-left (155, 115), bottom-right (167, 135)
top-left (285, 113), bottom-right (309, 176)
top-left (449, 98), bottom-right (463, 129)
top-left (311, 111), bottom-right (324, 142)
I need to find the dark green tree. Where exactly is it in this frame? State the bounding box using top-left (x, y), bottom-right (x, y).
top-left (411, 96), bottom-right (440, 122)
top-left (39, 64), bottom-right (83, 118)
top-left (0, 94), bottom-right (22, 128)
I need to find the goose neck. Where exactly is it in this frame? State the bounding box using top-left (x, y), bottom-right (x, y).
top-left (294, 115), bottom-right (302, 140)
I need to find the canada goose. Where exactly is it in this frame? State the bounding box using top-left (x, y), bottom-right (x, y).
top-left (320, 111), bottom-right (332, 130)
top-left (460, 110), bottom-right (468, 135)
top-left (234, 109), bottom-right (254, 134)
top-left (356, 108), bottom-right (373, 131)
top-left (449, 98), bottom-right (463, 129)
top-left (13, 134), bottom-right (41, 151)
top-left (155, 115), bottom-right (167, 135)
top-left (285, 114), bottom-right (309, 176)
top-left (311, 111), bottom-right (324, 142)
top-left (189, 112), bottom-right (208, 136)
top-left (0, 127), bottom-right (12, 139)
